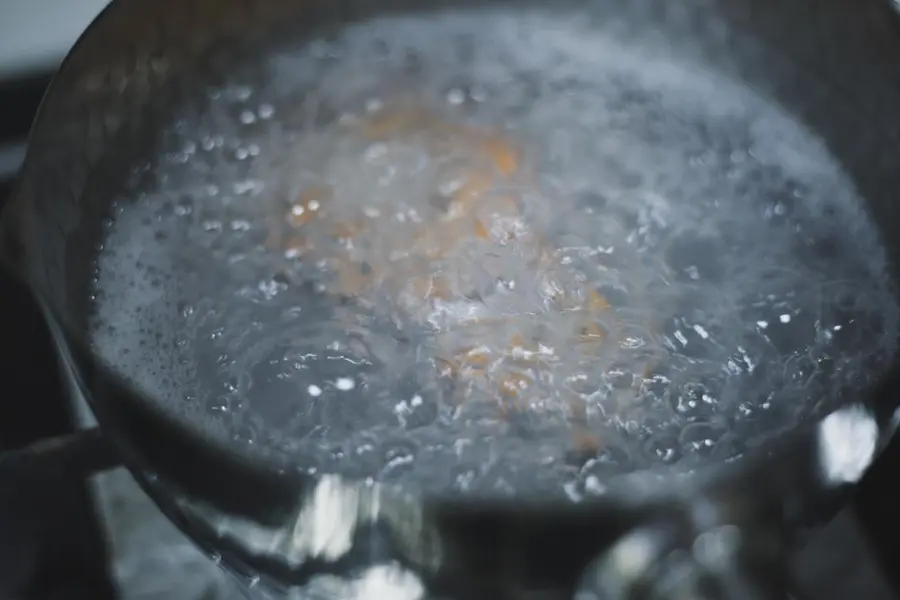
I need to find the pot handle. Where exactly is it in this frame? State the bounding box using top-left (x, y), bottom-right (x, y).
top-left (0, 427), bottom-right (120, 482)
top-left (0, 175), bottom-right (29, 278)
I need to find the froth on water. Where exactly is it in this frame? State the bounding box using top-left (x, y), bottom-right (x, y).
top-left (88, 10), bottom-right (898, 500)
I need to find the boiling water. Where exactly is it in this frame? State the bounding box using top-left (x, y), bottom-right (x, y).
top-left (89, 11), bottom-right (898, 499)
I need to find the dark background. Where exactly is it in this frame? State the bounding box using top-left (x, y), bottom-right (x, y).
top-left (0, 75), bottom-right (115, 599)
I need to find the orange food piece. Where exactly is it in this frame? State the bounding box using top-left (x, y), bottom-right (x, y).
top-left (567, 395), bottom-right (588, 423)
top-left (473, 218), bottom-right (490, 239)
top-left (579, 321), bottom-right (606, 342)
top-left (408, 276), bottom-right (431, 298)
top-left (411, 230), bottom-right (447, 260)
top-left (587, 290), bottom-right (611, 312)
top-left (460, 350), bottom-right (491, 369)
top-left (491, 194), bottom-right (521, 214)
top-left (288, 207), bottom-right (315, 227)
top-left (430, 277), bottom-right (452, 299)
top-left (451, 172), bottom-right (494, 209)
top-left (497, 371), bottom-right (533, 398)
top-left (506, 334), bottom-right (543, 363)
top-left (334, 261), bottom-right (372, 296)
top-left (571, 429), bottom-right (603, 456)
top-left (287, 187), bottom-right (327, 228)
top-left (360, 108), bottom-right (436, 139)
top-left (409, 275), bottom-right (452, 300)
top-left (331, 219), bottom-right (364, 241)
top-left (282, 236), bottom-right (313, 258)
top-left (265, 225), bottom-right (283, 252)
top-left (410, 219), bottom-right (471, 260)
top-left (435, 356), bottom-right (460, 378)
top-left (481, 135), bottom-right (519, 175)
top-left (444, 121), bottom-right (520, 176)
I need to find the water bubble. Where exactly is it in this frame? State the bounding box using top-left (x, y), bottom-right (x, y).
top-left (381, 441), bottom-right (417, 476)
top-left (562, 480), bottom-right (583, 502)
top-left (335, 377), bottom-right (356, 391)
top-left (445, 87), bottom-right (466, 105)
top-left (233, 179), bottom-right (261, 195)
top-left (365, 98), bottom-right (384, 113)
top-left (671, 382), bottom-right (718, 420)
top-left (584, 475), bottom-right (606, 496)
top-left (365, 143), bottom-right (387, 161)
top-left (679, 422), bottom-right (727, 457)
top-left (233, 423), bottom-right (258, 445)
top-left (644, 430), bottom-right (681, 464)
top-left (206, 396), bottom-right (230, 414)
top-left (174, 196), bottom-right (193, 216)
top-left (581, 444), bottom-right (634, 478)
top-left (178, 302), bottom-right (195, 318)
top-left (258, 103), bottom-right (275, 119)
top-left (257, 278), bottom-right (288, 299)
top-left (451, 465), bottom-right (479, 492)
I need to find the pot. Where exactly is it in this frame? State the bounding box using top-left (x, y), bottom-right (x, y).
top-left (3, 0), bottom-right (900, 598)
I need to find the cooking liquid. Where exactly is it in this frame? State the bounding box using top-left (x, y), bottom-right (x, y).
top-left (89, 11), bottom-right (898, 499)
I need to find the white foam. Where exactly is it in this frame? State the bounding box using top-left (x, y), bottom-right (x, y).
top-left (90, 203), bottom-right (193, 403)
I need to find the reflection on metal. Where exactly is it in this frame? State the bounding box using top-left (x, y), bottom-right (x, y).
top-left (221, 562), bottom-right (425, 600)
top-left (184, 477), bottom-right (367, 567)
top-left (606, 529), bottom-right (659, 585)
top-left (343, 564), bottom-right (425, 600)
top-left (171, 474), bottom-right (441, 599)
top-left (177, 475), bottom-right (441, 568)
top-left (276, 474), bottom-right (363, 563)
top-left (589, 526), bottom-right (667, 599)
top-left (692, 524), bottom-right (742, 571)
top-left (890, 406), bottom-right (900, 434)
top-left (0, 141), bottom-right (26, 183)
top-left (817, 405), bottom-right (878, 485)
top-left (581, 510), bottom-right (786, 600)
top-left (158, 402), bottom-right (889, 599)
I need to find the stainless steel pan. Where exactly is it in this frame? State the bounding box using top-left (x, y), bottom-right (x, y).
top-left (4, 0), bottom-right (900, 598)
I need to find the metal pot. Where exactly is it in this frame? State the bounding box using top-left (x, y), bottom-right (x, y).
top-left (3, 0), bottom-right (900, 597)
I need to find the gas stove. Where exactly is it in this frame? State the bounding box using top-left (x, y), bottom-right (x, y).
top-left (0, 4), bottom-right (898, 599)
